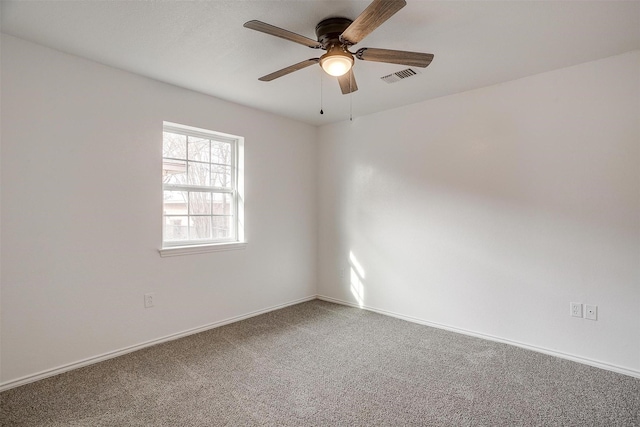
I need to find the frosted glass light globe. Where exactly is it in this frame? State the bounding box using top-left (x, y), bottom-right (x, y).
top-left (321, 55), bottom-right (353, 77)
top-left (320, 47), bottom-right (354, 77)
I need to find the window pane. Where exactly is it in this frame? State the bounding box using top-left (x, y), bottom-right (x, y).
top-left (189, 192), bottom-right (211, 215)
top-left (164, 216), bottom-right (188, 241)
top-left (188, 137), bottom-right (210, 162)
top-left (212, 216), bottom-right (233, 239)
top-left (163, 160), bottom-right (187, 185)
top-left (212, 193), bottom-right (232, 215)
top-left (211, 165), bottom-right (232, 188)
top-left (163, 191), bottom-right (187, 215)
top-left (211, 141), bottom-right (231, 165)
top-left (163, 132), bottom-right (186, 159)
top-left (188, 162), bottom-right (211, 186)
top-left (162, 124), bottom-right (242, 248)
top-left (190, 216), bottom-right (212, 240)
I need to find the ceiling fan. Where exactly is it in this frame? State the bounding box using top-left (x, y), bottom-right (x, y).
top-left (244, 0), bottom-right (434, 94)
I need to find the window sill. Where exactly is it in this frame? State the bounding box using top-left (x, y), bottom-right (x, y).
top-left (159, 242), bottom-right (247, 257)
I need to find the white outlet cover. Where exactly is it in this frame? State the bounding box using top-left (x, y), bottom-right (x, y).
top-left (570, 302), bottom-right (583, 318)
top-left (585, 305), bottom-right (597, 320)
top-left (144, 292), bottom-right (155, 308)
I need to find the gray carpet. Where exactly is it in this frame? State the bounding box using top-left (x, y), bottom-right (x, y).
top-left (1, 300), bottom-right (639, 426)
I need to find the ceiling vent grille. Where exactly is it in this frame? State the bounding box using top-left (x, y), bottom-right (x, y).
top-left (381, 68), bottom-right (421, 84)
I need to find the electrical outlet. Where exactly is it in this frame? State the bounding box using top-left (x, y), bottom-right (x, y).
top-left (339, 268), bottom-right (345, 279)
top-left (585, 305), bottom-right (597, 320)
top-left (570, 302), bottom-right (582, 318)
top-left (144, 293), bottom-right (155, 308)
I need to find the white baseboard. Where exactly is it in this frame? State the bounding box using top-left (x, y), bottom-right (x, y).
top-left (317, 295), bottom-right (640, 379)
top-left (3, 293), bottom-right (637, 392)
top-left (0, 295), bottom-right (317, 392)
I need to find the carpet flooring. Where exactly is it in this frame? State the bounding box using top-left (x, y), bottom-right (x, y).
top-left (1, 300), bottom-right (639, 426)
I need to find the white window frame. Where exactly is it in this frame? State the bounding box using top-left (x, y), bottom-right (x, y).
top-left (159, 122), bottom-right (245, 257)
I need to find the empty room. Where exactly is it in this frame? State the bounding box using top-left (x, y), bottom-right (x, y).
top-left (1, 0), bottom-right (639, 425)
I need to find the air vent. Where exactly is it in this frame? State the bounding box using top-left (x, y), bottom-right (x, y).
top-left (380, 68), bottom-right (421, 84)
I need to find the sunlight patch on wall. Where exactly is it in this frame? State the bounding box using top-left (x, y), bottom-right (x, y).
top-left (349, 251), bottom-right (365, 307)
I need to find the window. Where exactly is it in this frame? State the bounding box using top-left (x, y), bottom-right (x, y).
top-left (161, 122), bottom-right (244, 255)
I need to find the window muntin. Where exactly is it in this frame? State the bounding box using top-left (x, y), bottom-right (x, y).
top-left (162, 123), bottom-right (241, 247)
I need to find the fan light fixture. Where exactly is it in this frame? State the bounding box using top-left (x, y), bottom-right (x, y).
top-left (320, 46), bottom-right (354, 77)
top-left (244, 1), bottom-right (435, 95)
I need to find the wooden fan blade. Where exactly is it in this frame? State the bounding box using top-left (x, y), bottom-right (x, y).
top-left (244, 20), bottom-right (322, 49)
top-left (340, 0), bottom-right (406, 46)
top-left (355, 48), bottom-right (434, 68)
top-left (258, 59), bottom-right (320, 81)
top-left (337, 69), bottom-right (358, 94)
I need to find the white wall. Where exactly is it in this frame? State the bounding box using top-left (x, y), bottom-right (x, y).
top-left (318, 51), bottom-right (640, 374)
top-left (0, 35), bottom-right (317, 385)
top-left (0, 32), bottom-right (4, 381)
top-left (2, 34), bottom-right (638, 387)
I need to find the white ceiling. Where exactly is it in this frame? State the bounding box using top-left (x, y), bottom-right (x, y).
top-left (2, 1), bottom-right (639, 126)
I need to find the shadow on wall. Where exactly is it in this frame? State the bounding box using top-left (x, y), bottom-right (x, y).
top-left (349, 251), bottom-right (365, 307)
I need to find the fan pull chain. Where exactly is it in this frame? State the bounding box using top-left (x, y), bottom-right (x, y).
top-left (320, 70), bottom-right (324, 115)
top-left (349, 73), bottom-right (353, 122)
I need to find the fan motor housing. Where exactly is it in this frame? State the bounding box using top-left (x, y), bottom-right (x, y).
top-left (315, 17), bottom-right (353, 49)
